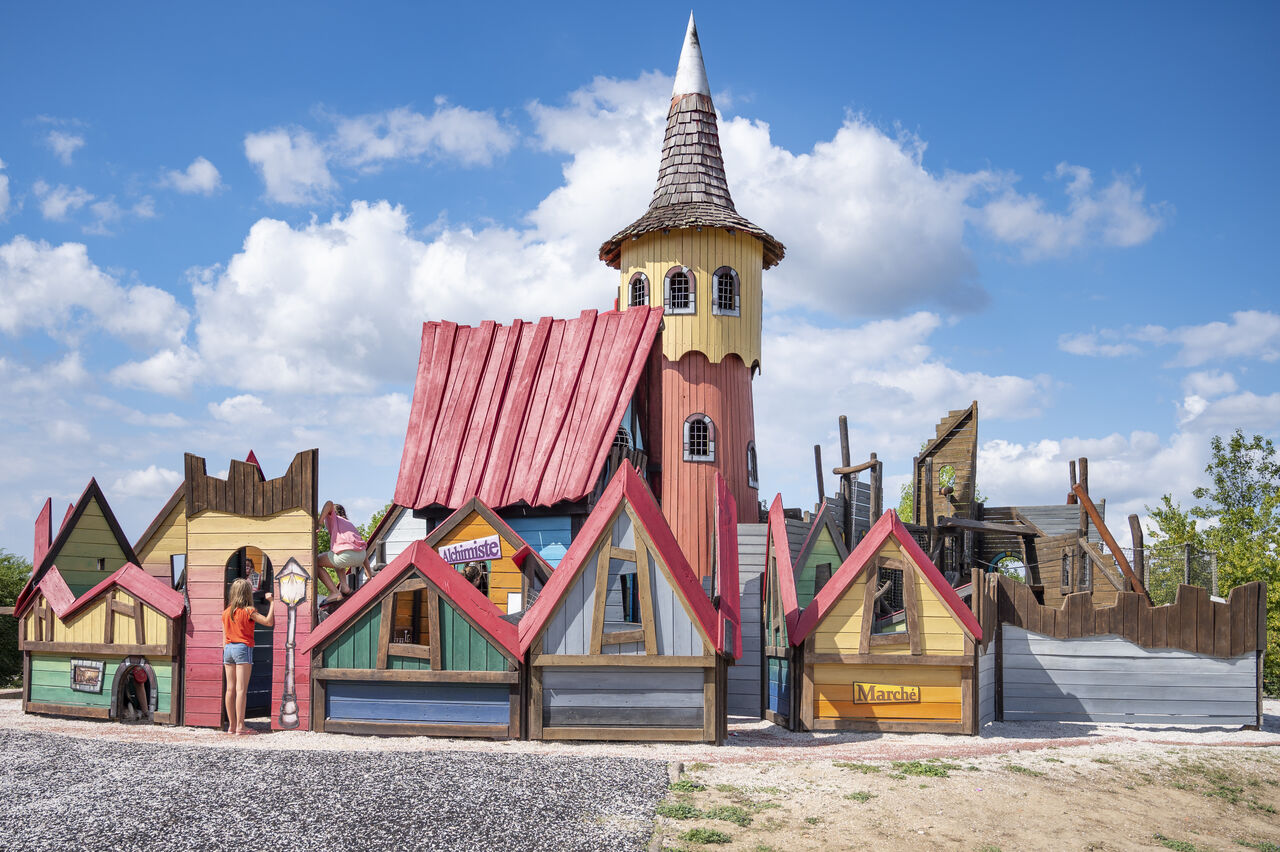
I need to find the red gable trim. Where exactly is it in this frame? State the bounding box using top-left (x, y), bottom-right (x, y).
top-left (300, 540), bottom-right (520, 660)
top-left (714, 474), bottom-right (741, 660)
top-left (33, 498), bottom-right (52, 568)
top-left (765, 495), bottom-right (803, 640)
top-left (791, 510), bottom-right (982, 644)
top-left (18, 563), bottom-right (184, 621)
top-left (394, 307), bottom-right (663, 511)
top-left (518, 463), bottom-right (719, 655)
top-left (16, 565), bottom-right (75, 620)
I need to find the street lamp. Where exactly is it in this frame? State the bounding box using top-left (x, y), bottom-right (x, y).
top-left (277, 557), bottom-right (308, 730)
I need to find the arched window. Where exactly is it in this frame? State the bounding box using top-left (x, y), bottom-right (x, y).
top-left (628, 272), bottom-right (649, 308)
top-left (746, 440), bottom-right (759, 488)
top-left (664, 266), bottom-right (696, 315)
top-left (712, 266), bottom-right (739, 316)
top-left (683, 413), bottom-right (715, 462)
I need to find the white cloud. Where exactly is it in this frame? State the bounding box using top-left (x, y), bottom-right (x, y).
top-left (332, 101), bottom-right (517, 169)
top-left (1178, 390), bottom-right (1280, 433)
top-left (33, 180), bottom-right (93, 221)
top-left (84, 196), bottom-right (156, 235)
top-left (1182, 370), bottom-right (1237, 398)
top-left (244, 128), bottom-right (335, 204)
top-left (0, 351), bottom-right (89, 393)
top-left (49, 419), bottom-right (90, 443)
top-left (0, 236), bottom-right (190, 347)
top-left (980, 163), bottom-right (1168, 260)
top-left (1138, 310), bottom-right (1280, 367)
top-left (111, 465), bottom-right (182, 499)
top-left (1057, 331), bottom-right (1139, 357)
top-left (208, 393), bottom-right (274, 423)
top-left (163, 156), bottom-right (223, 194)
top-left (109, 345), bottom-right (202, 394)
top-left (46, 130), bottom-right (85, 165)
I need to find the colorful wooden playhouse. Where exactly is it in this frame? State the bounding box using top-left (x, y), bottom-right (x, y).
top-left (519, 464), bottom-right (739, 743)
top-left (16, 481), bottom-right (185, 723)
top-left (775, 507), bottom-right (983, 734)
top-left (300, 507), bottom-right (524, 738)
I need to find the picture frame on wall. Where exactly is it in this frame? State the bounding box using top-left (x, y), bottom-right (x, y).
top-left (70, 658), bottom-right (105, 694)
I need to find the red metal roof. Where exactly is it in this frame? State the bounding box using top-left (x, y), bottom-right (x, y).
top-left (17, 562), bottom-right (184, 621)
top-left (394, 307), bottom-right (663, 511)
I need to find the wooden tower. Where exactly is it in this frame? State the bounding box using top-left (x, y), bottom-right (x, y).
top-left (599, 14), bottom-right (785, 577)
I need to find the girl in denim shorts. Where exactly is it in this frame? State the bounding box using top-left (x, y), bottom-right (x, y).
top-left (223, 577), bottom-right (276, 735)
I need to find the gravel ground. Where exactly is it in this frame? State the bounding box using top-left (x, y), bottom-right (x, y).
top-left (0, 728), bottom-right (668, 852)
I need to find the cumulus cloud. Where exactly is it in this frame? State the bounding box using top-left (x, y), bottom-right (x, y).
top-left (244, 128), bottom-right (335, 204)
top-left (0, 236), bottom-right (190, 347)
top-left (109, 345), bottom-right (202, 395)
top-left (111, 465), bottom-right (182, 498)
top-left (163, 156), bottom-right (223, 194)
top-left (1177, 390), bottom-right (1280, 433)
top-left (332, 101), bottom-right (517, 169)
top-left (1182, 369), bottom-right (1237, 398)
top-left (208, 393), bottom-right (274, 423)
top-left (980, 163), bottom-right (1167, 260)
top-left (1059, 311), bottom-right (1280, 367)
top-left (33, 180), bottom-right (94, 221)
top-left (85, 196), bottom-right (157, 235)
top-left (46, 130), bottom-right (85, 165)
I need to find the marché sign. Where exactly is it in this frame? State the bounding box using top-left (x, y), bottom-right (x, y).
top-left (852, 682), bottom-right (921, 704)
top-left (439, 534), bottom-right (502, 565)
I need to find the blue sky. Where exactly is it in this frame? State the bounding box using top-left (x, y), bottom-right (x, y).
top-left (2, 2), bottom-right (1277, 556)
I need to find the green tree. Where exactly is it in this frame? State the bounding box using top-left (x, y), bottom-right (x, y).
top-left (1143, 495), bottom-right (1206, 606)
top-left (0, 550), bottom-right (32, 687)
top-left (1149, 430), bottom-right (1280, 694)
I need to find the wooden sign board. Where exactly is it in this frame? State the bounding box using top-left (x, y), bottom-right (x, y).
top-left (853, 682), bottom-right (920, 704)
top-left (71, 659), bottom-right (105, 694)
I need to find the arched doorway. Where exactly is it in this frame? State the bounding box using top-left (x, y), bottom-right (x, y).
top-left (110, 657), bottom-right (158, 723)
top-left (225, 547), bottom-right (274, 716)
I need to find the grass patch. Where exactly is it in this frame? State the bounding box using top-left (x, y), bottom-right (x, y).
top-left (750, 845), bottom-right (777, 852)
top-left (656, 802), bottom-right (702, 820)
top-left (843, 791), bottom-right (876, 803)
top-left (713, 783), bottom-right (742, 794)
top-left (1154, 835), bottom-right (1205, 852)
top-left (752, 785), bottom-right (781, 794)
top-left (976, 846), bottom-right (1003, 852)
top-left (833, 761), bottom-right (882, 774)
top-left (804, 816), bottom-right (821, 825)
top-left (670, 779), bottom-right (706, 793)
top-left (1238, 841), bottom-right (1280, 852)
top-left (1005, 765), bottom-right (1045, 777)
top-left (680, 828), bottom-right (731, 845)
top-left (892, 760), bottom-right (959, 778)
top-left (687, 762), bottom-right (711, 772)
top-left (1092, 757), bottom-right (1116, 765)
top-left (702, 805), bottom-right (752, 827)
top-left (1043, 757), bottom-right (1064, 763)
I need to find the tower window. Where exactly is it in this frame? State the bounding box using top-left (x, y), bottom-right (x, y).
top-left (613, 426), bottom-right (632, 450)
top-left (683, 413), bottom-right (715, 462)
top-left (712, 266), bottom-right (740, 316)
top-left (628, 272), bottom-right (649, 308)
top-left (746, 441), bottom-right (759, 489)
top-left (664, 266), bottom-right (696, 315)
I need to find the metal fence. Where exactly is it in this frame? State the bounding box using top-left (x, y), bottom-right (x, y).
top-left (1116, 543), bottom-right (1218, 604)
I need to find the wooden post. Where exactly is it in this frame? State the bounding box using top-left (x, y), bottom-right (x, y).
top-left (1128, 514), bottom-right (1145, 588)
top-left (813, 444), bottom-right (825, 503)
top-left (1078, 457), bottom-right (1089, 497)
top-left (923, 457), bottom-right (936, 550)
top-left (839, 416), bottom-right (853, 550)
top-left (1184, 542), bottom-right (1192, 586)
top-left (1067, 460), bottom-right (1078, 504)
top-left (870, 453), bottom-right (882, 519)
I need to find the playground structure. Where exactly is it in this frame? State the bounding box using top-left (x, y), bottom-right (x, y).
top-left (13, 15), bottom-right (1267, 739)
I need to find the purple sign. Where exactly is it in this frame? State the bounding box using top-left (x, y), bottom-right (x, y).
top-left (439, 534), bottom-right (502, 564)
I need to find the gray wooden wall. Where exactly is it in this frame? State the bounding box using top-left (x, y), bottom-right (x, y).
top-left (541, 667), bottom-right (704, 728)
top-left (542, 508), bottom-right (706, 657)
top-left (368, 508), bottom-right (431, 572)
top-left (728, 523), bottom-right (766, 718)
top-left (1001, 626), bottom-right (1258, 726)
top-left (977, 643), bottom-right (995, 727)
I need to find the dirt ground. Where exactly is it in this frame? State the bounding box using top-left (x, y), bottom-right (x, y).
top-left (652, 745), bottom-right (1280, 851)
top-left (3, 697), bottom-right (1279, 851)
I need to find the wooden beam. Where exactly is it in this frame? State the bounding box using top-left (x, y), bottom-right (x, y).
top-left (633, 536), bottom-right (658, 655)
top-left (104, 591), bottom-right (114, 645)
top-left (1128, 514), bottom-right (1145, 588)
top-left (936, 516), bottom-right (1038, 537)
top-left (133, 598), bottom-right (146, 645)
top-left (702, 666), bottom-right (716, 742)
top-left (313, 668), bottom-right (518, 683)
top-left (600, 628), bottom-right (645, 646)
top-left (376, 596), bottom-right (393, 669)
top-left (1072, 484), bottom-right (1150, 603)
top-left (813, 444), bottom-right (825, 503)
top-left (529, 665), bottom-right (544, 740)
top-left (426, 589), bottom-right (442, 671)
top-left (529, 654), bottom-right (714, 668)
top-left (902, 566), bottom-right (922, 655)
top-left (1010, 509), bottom-right (1047, 538)
top-left (1079, 538), bottom-right (1128, 595)
top-left (589, 543), bottom-right (611, 655)
top-left (324, 719), bottom-right (511, 739)
top-left (21, 640), bottom-right (173, 656)
top-left (859, 566), bottom-right (876, 655)
top-left (27, 701), bottom-right (112, 719)
top-left (609, 547), bottom-right (637, 564)
top-left (808, 652), bottom-right (972, 667)
top-left (387, 643), bottom-right (432, 660)
top-left (539, 726), bottom-right (706, 742)
top-left (832, 458), bottom-right (878, 476)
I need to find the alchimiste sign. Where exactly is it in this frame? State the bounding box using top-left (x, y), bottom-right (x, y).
top-left (852, 682), bottom-right (921, 704)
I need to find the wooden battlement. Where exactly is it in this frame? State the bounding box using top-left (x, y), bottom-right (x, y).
top-left (183, 449), bottom-right (318, 518)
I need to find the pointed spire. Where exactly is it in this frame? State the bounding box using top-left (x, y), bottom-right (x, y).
top-left (673, 13), bottom-right (711, 97)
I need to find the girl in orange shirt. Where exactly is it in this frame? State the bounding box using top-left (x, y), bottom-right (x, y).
top-left (223, 578), bottom-right (275, 735)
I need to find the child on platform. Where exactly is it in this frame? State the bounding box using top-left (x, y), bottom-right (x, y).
top-left (317, 501), bottom-right (367, 603)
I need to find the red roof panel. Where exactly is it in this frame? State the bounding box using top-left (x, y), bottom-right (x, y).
top-left (394, 307), bottom-right (663, 511)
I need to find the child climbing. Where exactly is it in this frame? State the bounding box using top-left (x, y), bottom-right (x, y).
top-left (316, 501), bottom-right (367, 603)
top-left (223, 578), bottom-right (275, 735)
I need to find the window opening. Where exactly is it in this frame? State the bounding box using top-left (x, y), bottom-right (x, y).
top-left (1061, 552), bottom-right (1072, 593)
top-left (683, 414), bottom-right (714, 461)
top-left (712, 266), bottom-right (739, 316)
top-left (459, 561), bottom-right (490, 597)
top-left (871, 564), bottom-right (905, 635)
top-left (664, 267), bottom-right (695, 314)
top-left (613, 426), bottom-right (632, 451)
top-left (746, 441), bottom-right (759, 488)
top-left (391, 589), bottom-right (429, 645)
top-left (628, 272), bottom-right (649, 307)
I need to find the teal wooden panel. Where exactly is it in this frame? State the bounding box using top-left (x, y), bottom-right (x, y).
top-left (439, 600), bottom-right (506, 672)
top-left (323, 605), bottom-right (381, 669)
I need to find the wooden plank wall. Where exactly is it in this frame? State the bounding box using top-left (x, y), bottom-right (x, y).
top-left (135, 497), bottom-right (187, 582)
top-left (914, 405), bottom-right (977, 521)
top-left (977, 644), bottom-right (995, 727)
top-left (658, 350), bottom-right (759, 578)
top-left (541, 666), bottom-right (704, 728)
top-left (51, 498), bottom-right (131, 596)
top-left (367, 508), bottom-right (431, 572)
top-left (432, 511), bottom-right (525, 614)
top-left (620, 228), bottom-right (764, 369)
top-left (727, 522), bottom-right (765, 717)
top-left (503, 514), bottom-right (573, 568)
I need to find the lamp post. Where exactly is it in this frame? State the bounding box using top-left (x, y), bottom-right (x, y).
top-left (277, 557), bottom-right (308, 730)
